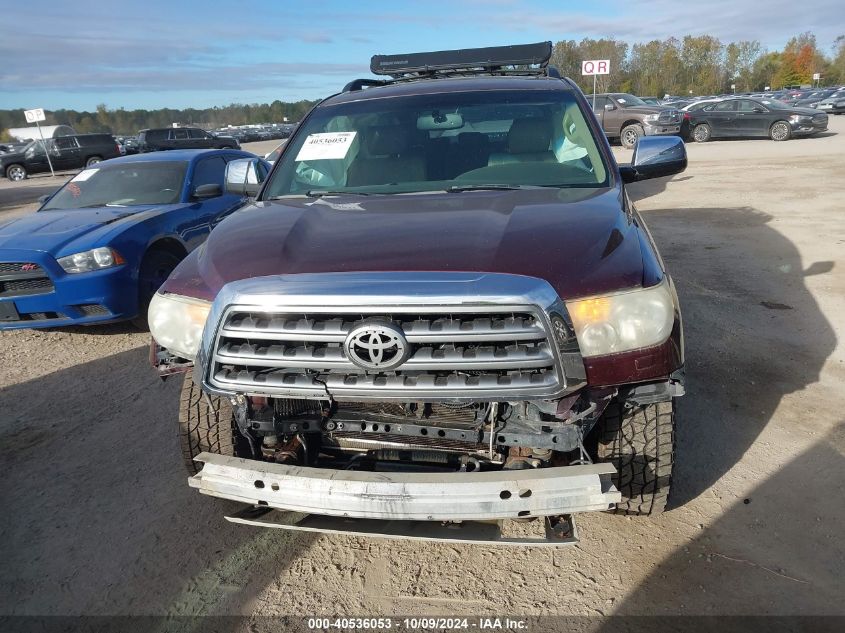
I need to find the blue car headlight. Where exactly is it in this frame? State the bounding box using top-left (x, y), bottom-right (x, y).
top-left (57, 247), bottom-right (125, 274)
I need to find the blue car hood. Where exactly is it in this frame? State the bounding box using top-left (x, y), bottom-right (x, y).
top-left (0, 205), bottom-right (170, 255)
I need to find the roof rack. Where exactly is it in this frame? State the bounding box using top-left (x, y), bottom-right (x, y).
top-left (370, 41), bottom-right (553, 79)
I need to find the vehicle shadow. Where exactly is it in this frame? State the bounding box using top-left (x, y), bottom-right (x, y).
top-left (597, 423), bottom-right (845, 623)
top-left (0, 346), bottom-right (316, 619)
top-left (640, 206), bottom-right (836, 508)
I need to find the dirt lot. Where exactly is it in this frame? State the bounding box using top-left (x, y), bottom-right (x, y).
top-left (1, 127), bottom-right (844, 626)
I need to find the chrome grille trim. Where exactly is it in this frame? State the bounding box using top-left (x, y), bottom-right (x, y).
top-left (195, 272), bottom-right (586, 401)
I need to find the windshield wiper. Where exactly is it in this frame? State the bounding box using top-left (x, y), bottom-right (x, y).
top-left (304, 190), bottom-right (374, 198)
top-left (445, 184), bottom-right (536, 193)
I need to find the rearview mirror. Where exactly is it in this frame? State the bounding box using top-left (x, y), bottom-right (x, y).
top-left (224, 158), bottom-right (268, 196)
top-left (193, 183), bottom-right (222, 199)
top-left (619, 136), bottom-right (687, 183)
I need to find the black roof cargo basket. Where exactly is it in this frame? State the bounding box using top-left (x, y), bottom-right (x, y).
top-left (370, 42), bottom-right (553, 79)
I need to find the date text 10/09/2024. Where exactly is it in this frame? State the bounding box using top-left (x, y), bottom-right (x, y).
top-left (307, 618), bottom-right (528, 630)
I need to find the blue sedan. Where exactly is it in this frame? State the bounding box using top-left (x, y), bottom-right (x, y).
top-left (0, 149), bottom-right (262, 329)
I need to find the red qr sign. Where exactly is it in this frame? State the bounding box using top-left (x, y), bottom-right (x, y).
top-left (581, 60), bottom-right (611, 76)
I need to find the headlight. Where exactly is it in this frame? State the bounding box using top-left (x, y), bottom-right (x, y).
top-left (789, 115), bottom-right (812, 123)
top-left (148, 292), bottom-right (211, 360)
top-left (57, 247), bottom-right (125, 273)
top-left (565, 278), bottom-right (675, 358)
top-left (643, 113), bottom-right (660, 122)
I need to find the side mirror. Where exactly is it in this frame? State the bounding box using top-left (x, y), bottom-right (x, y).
top-left (619, 136), bottom-right (687, 183)
top-left (604, 103), bottom-right (616, 111)
top-left (224, 158), bottom-right (268, 196)
top-left (193, 183), bottom-right (222, 199)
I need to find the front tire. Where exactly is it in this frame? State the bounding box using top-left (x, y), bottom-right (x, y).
top-left (770, 121), bottom-right (792, 141)
top-left (6, 164), bottom-right (26, 181)
top-left (86, 156), bottom-right (103, 167)
top-left (620, 124), bottom-right (644, 149)
top-left (132, 249), bottom-right (182, 330)
top-left (692, 123), bottom-right (712, 142)
top-left (596, 400), bottom-right (675, 515)
top-left (178, 373), bottom-right (238, 475)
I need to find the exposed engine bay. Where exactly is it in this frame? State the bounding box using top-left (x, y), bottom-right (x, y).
top-left (227, 390), bottom-right (615, 473)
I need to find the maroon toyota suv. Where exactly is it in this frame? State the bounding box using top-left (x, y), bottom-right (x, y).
top-left (148, 43), bottom-right (687, 545)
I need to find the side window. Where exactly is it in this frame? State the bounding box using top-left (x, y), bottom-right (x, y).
top-left (54, 137), bottom-right (78, 150)
top-left (189, 128), bottom-right (210, 139)
top-left (712, 101), bottom-right (736, 112)
top-left (592, 96), bottom-right (608, 110)
top-left (737, 100), bottom-right (762, 112)
top-left (170, 129), bottom-right (190, 140)
top-left (192, 157), bottom-right (227, 189)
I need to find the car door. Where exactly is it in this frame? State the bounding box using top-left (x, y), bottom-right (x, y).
top-left (591, 96), bottom-right (609, 132)
top-left (169, 128), bottom-right (191, 150)
top-left (189, 128), bottom-right (214, 149)
top-left (702, 100), bottom-right (738, 137)
top-left (734, 100), bottom-right (771, 137)
top-left (183, 156), bottom-right (246, 245)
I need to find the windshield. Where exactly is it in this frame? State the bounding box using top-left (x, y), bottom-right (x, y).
top-left (262, 89), bottom-right (608, 198)
top-left (42, 161), bottom-right (188, 209)
top-left (612, 94), bottom-right (648, 107)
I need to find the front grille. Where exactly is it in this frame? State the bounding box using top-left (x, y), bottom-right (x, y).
top-left (0, 262), bottom-right (44, 274)
top-left (0, 277), bottom-right (53, 297)
top-left (75, 304), bottom-right (110, 317)
top-left (0, 262), bottom-right (53, 298)
top-left (20, 311), bottom-right (65, 321)
top-left (209, 308), bottom-right (561, 400)
top-left (657, 110), bottom-right (681, 125)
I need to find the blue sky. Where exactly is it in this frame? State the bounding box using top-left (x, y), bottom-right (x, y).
top-left (1, 0), bottom-right (842, 111)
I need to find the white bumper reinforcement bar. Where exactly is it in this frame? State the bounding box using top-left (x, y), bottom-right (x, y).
top-left (189, 452), bottom-right (621, 521)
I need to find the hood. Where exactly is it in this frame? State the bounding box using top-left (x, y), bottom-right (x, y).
top-left (164, 187), bottom-right (647, 302)
top-left (0, 150), bottom-right (27, 165)
top-left (620, 105), bottom-right (674, 114)
top-left (791, 106), bottom-right (826, 116)
top-left (0, 205), bottom-right (167, 255)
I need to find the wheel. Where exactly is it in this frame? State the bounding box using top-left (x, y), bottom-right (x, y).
top-left (179, 373), bottom-right (241, 475)
top-left (85, 156), bottom-right (103, 167)
top-left (6, 164), bottom-right (26, 181)
top-left (692, 123), bottom-right (711, 142)
top-left (620, 124), bottom-right (644, 149)
top-left (770, 121), bottom-right (792, 141)
top-left (132, 249), bottom-right (182, 330)
top-left (596, 400), bottom-right (675, 515)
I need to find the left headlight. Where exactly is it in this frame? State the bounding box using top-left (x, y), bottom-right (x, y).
top-left (148, 292), bottom-right (212, 360)
top-left (57, 247), bottom-right (125, 273)
top-left (789, 114), bottom-right (812, 124)
top-left (565, 277), bottom-right (675, 358)
top-left (643, 113), bottom-right (660, 122)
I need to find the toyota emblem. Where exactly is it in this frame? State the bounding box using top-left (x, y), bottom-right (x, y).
top-left (344, 320), bottom-right (410, 371)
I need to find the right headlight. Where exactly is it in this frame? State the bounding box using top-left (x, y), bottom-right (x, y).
top-left (148, 292), bottom-right (212, 360)
top-left (565, 278), bottom-right (675, 358)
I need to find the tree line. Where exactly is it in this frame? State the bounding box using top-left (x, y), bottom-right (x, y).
top-left (0, 100), bottom-right (319, 140)
top-left (2, 31), bottom-right (844, 141)
top-left (557, 32), bottom-right (845, 96)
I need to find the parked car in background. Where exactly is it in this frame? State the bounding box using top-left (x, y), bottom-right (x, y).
top-left (138, 127), bottom-right (241, 152)
top-left (591, 93), bottom-right (682, 148)
top-left (119, 136), bottom-right (141, 155)
top-left (639, 96), bottom-right (662, 105)
top-left (688, 98), bottom-right (828, 142)
top-left (788, 90), bottom-right (834, 108)
top-left (1, 133), bottom-right (121, 181)
top-left (815, 90), bottom-right (845, 114)
top-left (0, 149), bottom-right (267, 330)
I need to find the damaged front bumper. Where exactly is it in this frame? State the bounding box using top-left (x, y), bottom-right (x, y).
top-left (189, 452), bottom-right (621, 521)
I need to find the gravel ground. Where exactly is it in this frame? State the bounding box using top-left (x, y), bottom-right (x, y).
top-left (1, 127), bottom-right (844, 625)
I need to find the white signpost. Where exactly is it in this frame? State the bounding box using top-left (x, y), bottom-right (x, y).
top-left (581, 60), bottom-right (610, 109)
top-left (23, 108), bottom-right (55, 177)
top-left (813, 72), bottom-right (821, 87)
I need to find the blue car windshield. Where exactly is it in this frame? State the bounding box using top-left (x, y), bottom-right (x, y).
top-left (42, 161), bottom-right (188, 210)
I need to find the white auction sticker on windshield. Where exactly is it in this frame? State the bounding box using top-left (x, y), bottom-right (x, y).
top-left (72, 168), bottom-right (99, 182)
top-left (295, 132), bottom-right (357, 161)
